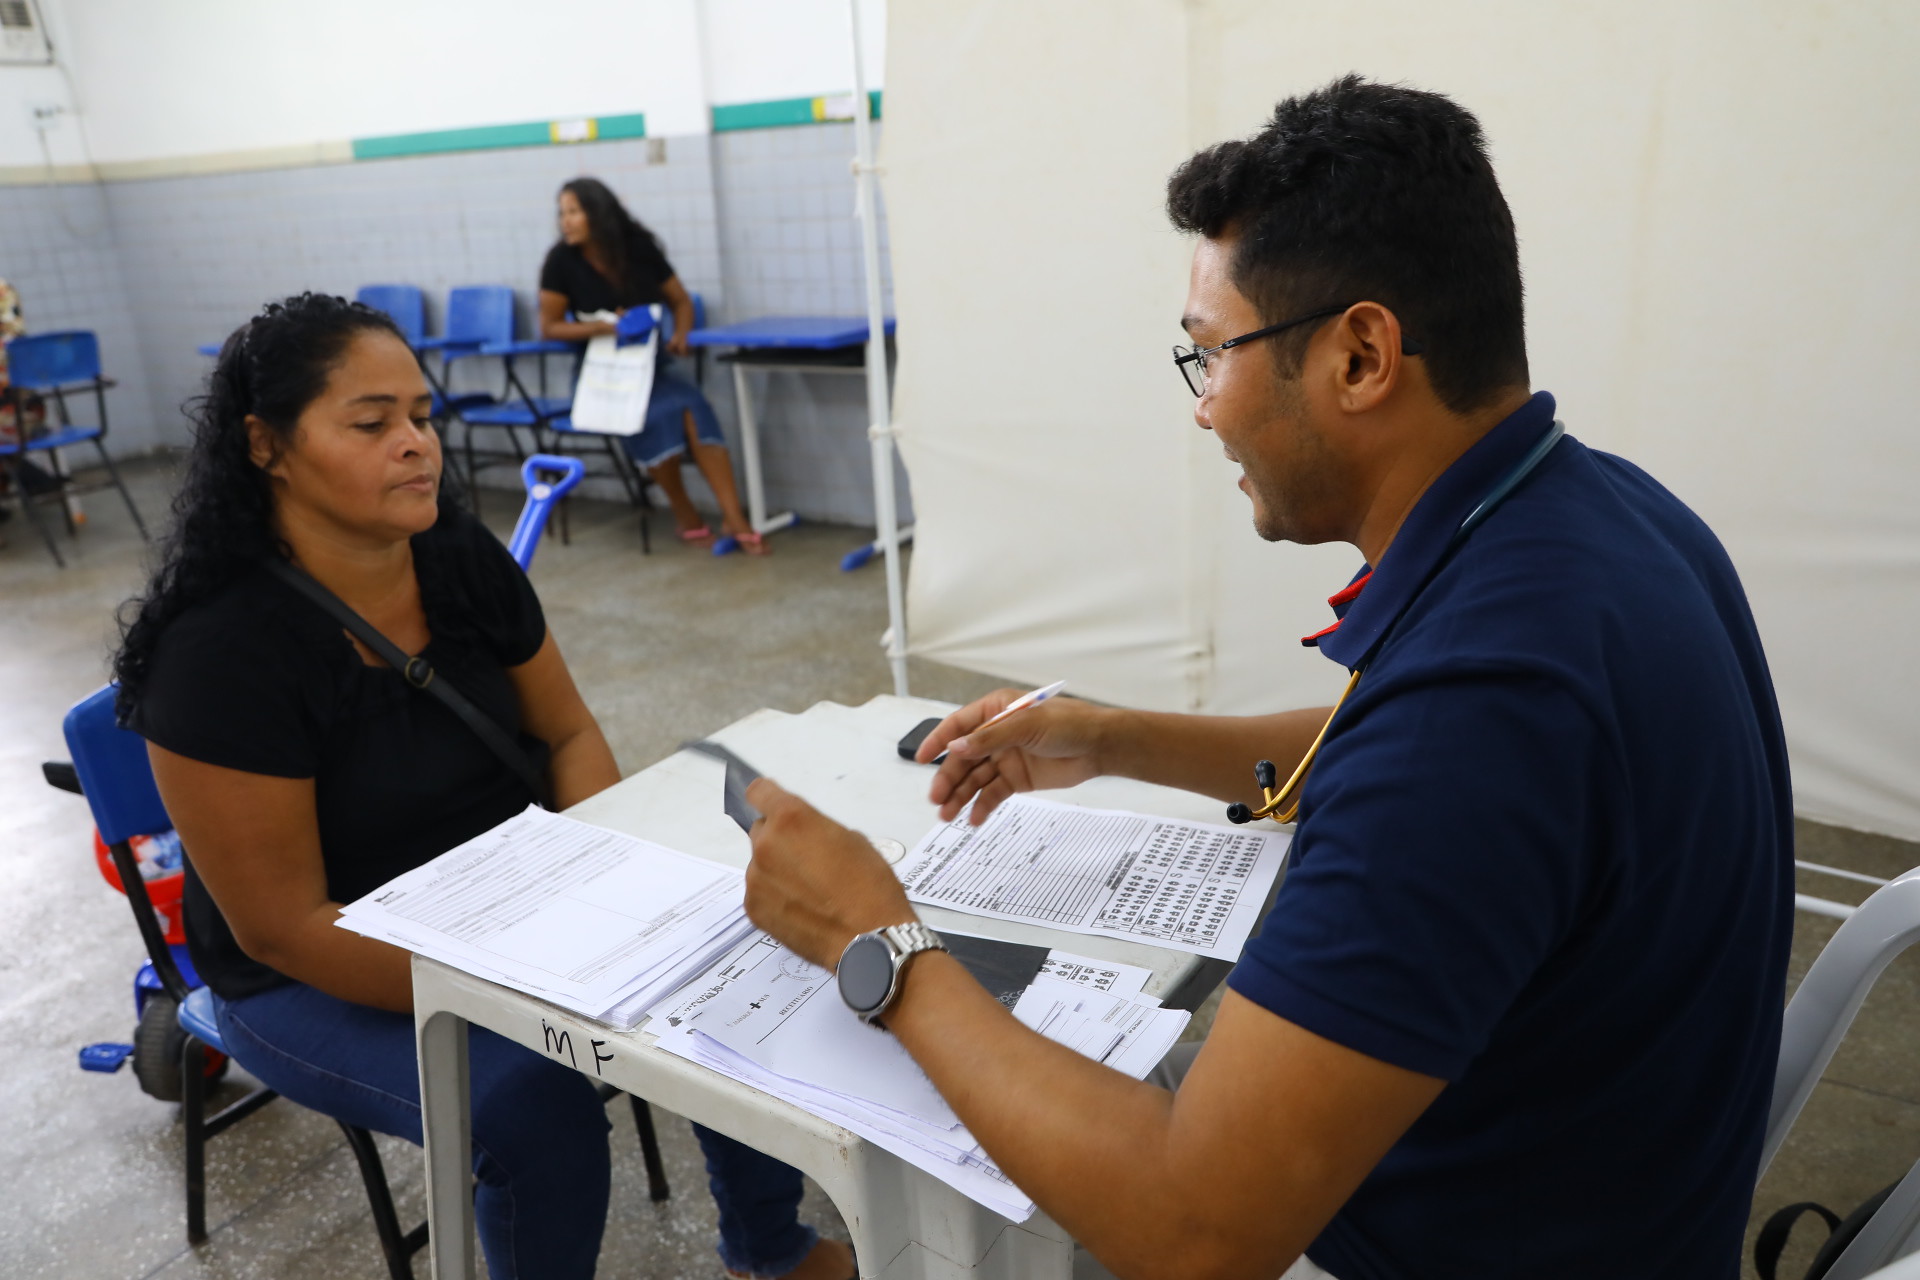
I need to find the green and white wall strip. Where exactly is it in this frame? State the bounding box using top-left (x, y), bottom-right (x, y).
top-left (711, 90), bottom-right (882, 132)
top-left (352, 112), bottom-right (649, 161)
top-left (0, 92), bottom-right (883, 186)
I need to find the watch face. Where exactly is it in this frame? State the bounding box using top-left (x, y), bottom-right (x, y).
top-left (838, 934), bottom-right (895, 1014)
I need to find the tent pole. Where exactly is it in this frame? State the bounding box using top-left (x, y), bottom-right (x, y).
top-left (847, 0), bottom-right (909, 698)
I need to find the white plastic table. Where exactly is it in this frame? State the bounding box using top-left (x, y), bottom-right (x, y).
top-left (414, 694), bottom-right (1247, 1279)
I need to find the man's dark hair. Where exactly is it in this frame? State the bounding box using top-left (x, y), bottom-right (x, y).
top-left (1167, 75), bottom-right (1528, 414)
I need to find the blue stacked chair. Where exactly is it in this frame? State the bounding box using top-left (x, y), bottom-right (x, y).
top-left (1, 331), bottom-right (149, 567)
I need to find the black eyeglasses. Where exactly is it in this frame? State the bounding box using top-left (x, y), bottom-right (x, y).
top-left (1172, 304), bottom-right (1425, 397)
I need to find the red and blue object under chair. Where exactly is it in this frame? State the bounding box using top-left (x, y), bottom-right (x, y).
top-left (93, 826), bottom-right (230, 1097)
top-left (45, 753), bottom-right (229, 1100)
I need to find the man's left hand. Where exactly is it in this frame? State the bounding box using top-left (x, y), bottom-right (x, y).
top-left (744, 778), bottom-right (917, 969)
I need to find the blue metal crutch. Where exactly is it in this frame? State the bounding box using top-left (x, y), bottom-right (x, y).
top-left (507, 454), bottom-right (587, 570)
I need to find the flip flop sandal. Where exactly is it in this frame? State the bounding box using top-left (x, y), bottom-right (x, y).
top-left (678, 525), bottom-right (714, 542)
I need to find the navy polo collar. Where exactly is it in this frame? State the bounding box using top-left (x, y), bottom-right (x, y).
top-left (1305, 390), bottom-right (1561, 671)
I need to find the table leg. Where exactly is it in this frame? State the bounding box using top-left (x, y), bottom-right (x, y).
top-left (728, 362), bottom-right (798, 538)
top-left (854, 1183), bottom-right (1073, 1279)
top-left (417, 1008), bottom-right (476, 1280)
top-left (733, 363), bottom-right (769, 533)
top-left (789, 1138), bottom-right (1072, 1279)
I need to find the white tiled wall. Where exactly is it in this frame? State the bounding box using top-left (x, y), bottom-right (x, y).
top-left (0, 182), bottom-right (158, 453)
top-left (708, 122), bottom-right (906, 526)
top-left (3, 122), bottom-right (907, 528)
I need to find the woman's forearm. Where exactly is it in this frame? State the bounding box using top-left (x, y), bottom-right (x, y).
top-left (541, 317), bottom-right (616, 342)
top-left (549, 726), bottom-right (622, 809)
top-left (250, 906), bottom-right (417, 1011)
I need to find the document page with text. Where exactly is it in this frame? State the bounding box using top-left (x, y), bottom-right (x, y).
top-left (898, 795), bottom-right (1289, 961)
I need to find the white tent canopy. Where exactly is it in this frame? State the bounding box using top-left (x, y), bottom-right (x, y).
top-left (884, 0), bottom-right (1920, 840)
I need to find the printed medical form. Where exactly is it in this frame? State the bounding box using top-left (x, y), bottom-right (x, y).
top-left (898, 795), bottom-right (1290, 961)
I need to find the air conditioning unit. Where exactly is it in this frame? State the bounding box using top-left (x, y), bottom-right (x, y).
top-left (0, 0), bottom-right (53, 65)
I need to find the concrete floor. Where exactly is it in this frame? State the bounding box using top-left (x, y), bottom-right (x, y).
top-left (3, 457), bottom-right (1917, 1279)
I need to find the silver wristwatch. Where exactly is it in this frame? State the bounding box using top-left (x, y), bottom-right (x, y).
top-left (837, 921), bottom-right (948, 1026)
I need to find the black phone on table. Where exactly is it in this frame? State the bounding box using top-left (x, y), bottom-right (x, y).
top-left (897, 718), bottom-right (943, 761)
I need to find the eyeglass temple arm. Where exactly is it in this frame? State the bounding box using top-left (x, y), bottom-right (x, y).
top-left (1216, 309), bottom-right (1424, 357)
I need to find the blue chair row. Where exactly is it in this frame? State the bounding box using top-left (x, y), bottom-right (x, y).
top-left (2, 330), bottom-right (149, 567)
top-left (351, 285), bottom-right (570, 519)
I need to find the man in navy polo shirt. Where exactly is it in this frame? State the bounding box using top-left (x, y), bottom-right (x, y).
top-left (740, 75), bottom-right (1792, 1280)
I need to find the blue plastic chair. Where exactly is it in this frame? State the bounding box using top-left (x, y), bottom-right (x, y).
top-left (417, 286), bottom-right (571, 512)
top-left (2, 331), bottom-right (149, 566)
top-left (355, 284), bottom-right (426, 347)
top-left (61, 687), bottom-right (426, 1272)
top-left (353, 283), bottom-right (489, 446)
top-left (417, 285), bottom-right (514, 358)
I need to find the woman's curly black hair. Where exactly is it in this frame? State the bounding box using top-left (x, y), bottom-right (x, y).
top-left (112, 292), bottom-right (408, 717)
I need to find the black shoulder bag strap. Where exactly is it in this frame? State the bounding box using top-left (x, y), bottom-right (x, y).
top-left (265, 558), bottom-right (554, 810)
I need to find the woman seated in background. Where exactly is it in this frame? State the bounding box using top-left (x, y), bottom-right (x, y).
top-left (115, 293), bottom-right (850, 1280)
top-left (541, 176), bottom-right (767, 553)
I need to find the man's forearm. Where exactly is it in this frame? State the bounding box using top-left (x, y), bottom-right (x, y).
top-left (886, 952), bottom-right (1216, 1278)
top-left (1098, 706), bottom-right (1334, 808)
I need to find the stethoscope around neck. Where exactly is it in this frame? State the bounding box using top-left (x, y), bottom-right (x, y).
top-left (1226, 419), bottom-right (1567, 826)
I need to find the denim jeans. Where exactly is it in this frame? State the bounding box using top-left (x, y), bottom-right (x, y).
top-left (692, 1121), bottom-right (819, 1276)
top-left (216, 982), bottom-right (815, 1278)
top-left (621, 359), bottom-right (728, 468)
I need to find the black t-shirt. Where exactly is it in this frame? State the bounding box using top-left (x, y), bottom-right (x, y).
top-left (128, 507), bottom-right (551, 1000)
top-left (539, 235), bottom-right (675, 313)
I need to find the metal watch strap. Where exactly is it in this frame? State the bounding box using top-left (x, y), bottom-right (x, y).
top-left (871, 922), bottom-right (947, 1025)
top-left (878, 921), bottom-right (947, 960)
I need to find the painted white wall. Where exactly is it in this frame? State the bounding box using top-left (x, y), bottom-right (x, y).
top-left (55, 0), bottom-right (710, 161)
top-left (891, 0), bottom-right (1920, 838)
top-left (0, 0), bottom-right (882, 169)
top-left (699, 0), bottom-right (885, 107)
top-left (0, 0), bottom-right (87, 170)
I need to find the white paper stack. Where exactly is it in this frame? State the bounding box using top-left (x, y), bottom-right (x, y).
top-left (337, 806), bottom-right (755, 1029)
top-left (647, 933), bottom-right (1189, 1221)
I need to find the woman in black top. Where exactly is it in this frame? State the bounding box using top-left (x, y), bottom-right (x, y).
top-left (539, 176), bottom-right (767, 553)
top-left (117, 294), bottom-right (850, 1280)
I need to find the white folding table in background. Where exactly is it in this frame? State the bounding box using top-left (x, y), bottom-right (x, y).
top-left (414, 694), bottom-right (1247, 1280)
top-left (684, 315), bottom-right (900, 555)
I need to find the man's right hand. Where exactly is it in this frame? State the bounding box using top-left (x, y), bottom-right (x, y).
top-left (919, 689), bottom-right (1116, 824)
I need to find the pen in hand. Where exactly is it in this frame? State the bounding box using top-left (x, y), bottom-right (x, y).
top-left (932, 680), bottom-right (1068, 765)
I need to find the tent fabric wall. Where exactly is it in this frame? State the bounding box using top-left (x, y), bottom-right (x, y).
top-left (887, 0), bottom-right (1920, 840)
